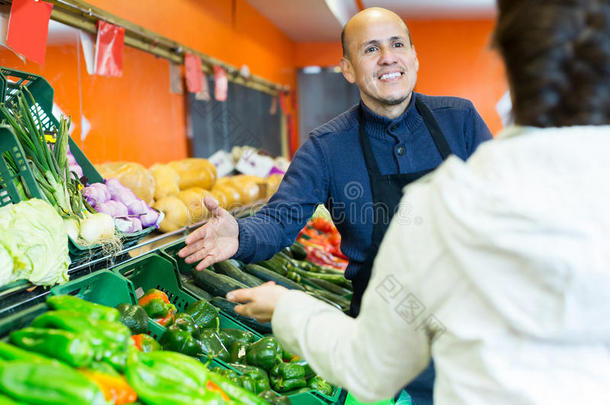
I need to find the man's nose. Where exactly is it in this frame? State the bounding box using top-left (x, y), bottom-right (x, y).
top-left (378, 47), bottom-right (397, 65)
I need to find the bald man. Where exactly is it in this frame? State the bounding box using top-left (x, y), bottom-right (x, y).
top-left (180, 8), bottom-right (492, 404)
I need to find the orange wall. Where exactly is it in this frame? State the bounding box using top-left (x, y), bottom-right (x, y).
top-left (294, 19), bottom-right (508, 135)
top-left (0, 0), bottom-right (297, 166)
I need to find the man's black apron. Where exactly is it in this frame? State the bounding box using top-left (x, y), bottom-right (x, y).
top-left (351, 98), bottom-right (452, 405)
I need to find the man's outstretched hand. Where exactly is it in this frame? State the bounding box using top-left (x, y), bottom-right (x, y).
top-left (178, 196), bottom-right (239, 271)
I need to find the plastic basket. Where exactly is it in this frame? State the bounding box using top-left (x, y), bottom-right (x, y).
top-left (112, 253), bottom-right (264, 366)
top-left (0, 67), bottom-right (155, 259)
top-left (143, 250), bottom-right (343, 404)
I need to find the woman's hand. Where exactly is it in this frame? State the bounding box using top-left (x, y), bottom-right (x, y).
top-left (226, 282), bottom-right (289, 322)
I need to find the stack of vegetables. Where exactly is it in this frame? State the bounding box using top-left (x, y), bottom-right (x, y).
top-left (128, 290), bottom-right (335, 400)
top-left (0, 88), bottom-right (159, 255)
top-left (96, 159), bottom-right (283, 234)
top-left (0, 294), bottom-right (270, 405)
top-left (82, 179), bottom-right (161, 235)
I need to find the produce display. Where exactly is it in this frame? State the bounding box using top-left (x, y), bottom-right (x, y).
top-left (130, 289), bottom-right (338, 399)
top-left (0, 295), bottom-right (272, 405)
top-left (0, 69), bottom-right (345, 405)
top-left (0, 86), bottom-right (162, 289)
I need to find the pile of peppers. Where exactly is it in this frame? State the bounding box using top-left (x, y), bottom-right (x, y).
top-left (0, 295), bottom-right (268, 405)
top-left (297, 217), bottom-right (348, 271)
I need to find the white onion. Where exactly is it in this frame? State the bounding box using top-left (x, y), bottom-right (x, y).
top-left (62, 217), bottom-right (79, 240)
top-left (79, 212), bottom-right (115, 244)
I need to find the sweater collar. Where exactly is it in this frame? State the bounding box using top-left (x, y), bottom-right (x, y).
top-left (359, 93), bottom-right (423, 139)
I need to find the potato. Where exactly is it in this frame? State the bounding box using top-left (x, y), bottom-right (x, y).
top-left (178, 187), bottom-right (213, 224)
top-left (149, 164), bottom-right (180, 201)
top-left (152, 196), bottom-right (188, 233)
top-left (95, 161), bottom-right (156, 205)
top-left (168, 158), bottom-right (217, 190)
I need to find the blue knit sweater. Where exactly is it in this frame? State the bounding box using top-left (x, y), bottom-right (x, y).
top-left (234, 93), bottom-right (493, 279)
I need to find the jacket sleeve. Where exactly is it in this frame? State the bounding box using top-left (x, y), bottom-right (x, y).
top-left (271, 181), bottom-right (448, 401)
top-left (465, 102), bottom-right (493, 156)
top-left (233, 136), bottom-right (331, 263)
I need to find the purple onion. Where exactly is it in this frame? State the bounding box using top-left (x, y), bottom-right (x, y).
top-left (83, 183), bottom-right (110, 204)
top-left (106, 178), bottom-right (138, 205)
top-left (96, 200), bottom-right (128, 217)
top-left (70, 164), bottom-right (84, 179)
top-left (115, 217), bottom-right (143, 234)
top-left (126, 199), bottom-right (148, 215)
top-left (140, 208), bottom-right (160, 228)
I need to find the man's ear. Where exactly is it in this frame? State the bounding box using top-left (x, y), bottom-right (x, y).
top-left (414, 50), bottom-right (420, 72)
top-left (340, 57), bottom-right (355, 84)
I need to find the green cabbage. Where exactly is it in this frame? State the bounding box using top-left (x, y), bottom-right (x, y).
top-left (0, 199), bottom-right (70, 287)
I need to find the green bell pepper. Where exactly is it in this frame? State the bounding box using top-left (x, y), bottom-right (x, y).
top-left (9, 327), bottom-right (94, 368)
top-left (0, 360), bottom-right (107, 405)
top-left (207, 371), bottom-right (268, 405)
top-left (0, 341), bottom-right (53, 364)
top-left (138, 289), bottom-right (176, 319)
top-left (0, 393), bottom-right (26, 405)
top-left (228, 363), bottom-right (270, 394)
top-left (117, 302), bottom-right (149, 334)
top-left (245, 336), bottom-right (283, 371)
top-left (184, 299), bottom-right (219, 330)
top-left (125, 350), bottom-right (222, 405)
top-left (169, 313), bottom-right (200, 338)
top-left (31, 310), bottom-right (131, 359)
top-left (290, 359), bottom-right (315, 379)
top-left (216, 369), bottom-right (242, 387)
top-left (198, 329), bottom-right (230, 362)
top-left (132, 334), bottom-right (162, 353)
top-left (218, 328), bottom-right (257, 348)
top-left (308, 376), bottom-right (333, 396)
top-left (240, 375), bottom-right (257, 393)
top-left (46, 295), bottom-right (120, 322)
top-left (258, 390), bottom-right (291, 405)
top-left (270, 362), bottom-right (307, 393)
top-left (230, 340), bottom-right (249, 363)
top-left (160, 324), bottom-right (202, 357)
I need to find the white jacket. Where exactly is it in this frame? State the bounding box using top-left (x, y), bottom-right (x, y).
top-left (272, 125), bottom-right (610, 405)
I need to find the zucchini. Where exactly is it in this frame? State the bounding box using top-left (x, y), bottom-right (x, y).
top-left (193, 270), bottom-right (249, 298)
top-left (290, 267), bottom-right (351, 287)
top-left (290, 242), bottom-right (307, 260)
top-left (244, 264), bottom-right (305, 291)
top-left (210, 297), bottom-right (273, 334)
top-left (306, 278), bottom-right (352, 296)
top-left (181, 280), bottom-right (214, 301)
top-left (258, 256), bottom-right (288, 276)
top-left (281, 246), bottom-right (293, 258)
top-left (213, 261), bottom-right (264, 288)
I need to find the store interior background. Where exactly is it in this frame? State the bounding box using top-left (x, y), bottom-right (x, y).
top-left (0, 0), bottom-right (506, 166)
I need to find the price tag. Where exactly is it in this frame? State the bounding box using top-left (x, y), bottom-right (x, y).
top-left (208, 150), bottom-right (234, 177)
top-left (235, 150), bottom-right (274, 177)
top-left (135, 287), bottom-right (145, 299)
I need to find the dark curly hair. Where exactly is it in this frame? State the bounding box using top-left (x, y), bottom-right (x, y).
top-left (493, 0), bottom-right (610, 127)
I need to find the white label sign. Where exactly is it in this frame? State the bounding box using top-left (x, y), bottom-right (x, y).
top-left (209, 150), bottom-right (235, 177)
top-left (235, 150), bottom-right (274, 177)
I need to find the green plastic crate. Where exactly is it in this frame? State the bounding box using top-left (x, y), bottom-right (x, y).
top-left (0, 302), bottom-right (47, 338)
top-left (112, 253), bottom-right (262, 367)
top-left (134, 251), bottom-right (341, 405)
top-left (0, 67), bottom-right (155, 260)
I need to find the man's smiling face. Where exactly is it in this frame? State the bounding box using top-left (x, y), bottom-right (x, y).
top-left (341, 8), bottom-right (419, 118)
